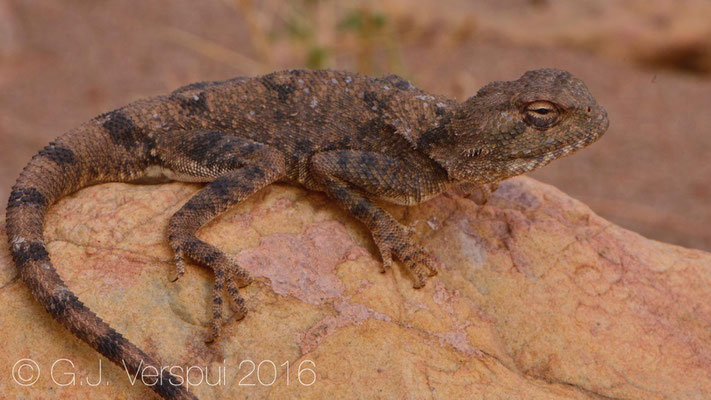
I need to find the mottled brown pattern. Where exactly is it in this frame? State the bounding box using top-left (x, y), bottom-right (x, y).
top-left (5, 68), bottom-right (608, 399)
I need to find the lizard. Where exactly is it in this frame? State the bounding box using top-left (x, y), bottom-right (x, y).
top-left (5, 68), bottom-right (608, 399)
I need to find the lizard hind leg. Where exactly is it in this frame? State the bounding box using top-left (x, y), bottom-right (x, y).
top-left (155, 130), bottom-right (286, 342)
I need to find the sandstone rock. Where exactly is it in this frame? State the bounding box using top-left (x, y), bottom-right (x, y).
top-left (1, 177), bottom-right (710, 399)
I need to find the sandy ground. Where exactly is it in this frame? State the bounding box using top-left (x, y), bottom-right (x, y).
top-left (1, 0), bottom-right (710, 250)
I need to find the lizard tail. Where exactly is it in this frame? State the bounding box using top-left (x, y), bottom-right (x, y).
top-left (5, 114), bottom-right (198, 400)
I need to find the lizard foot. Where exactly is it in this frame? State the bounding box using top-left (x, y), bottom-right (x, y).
top-left (373, 226), bottom-right (440, 288)
top-left (167, 232), bottom-right (252, 342)
top-left (397, 242), bottom-right (440, 288)
top-left (205, 257), bottom-right (252, 343)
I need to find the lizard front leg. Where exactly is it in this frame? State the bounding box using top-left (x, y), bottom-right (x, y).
top-left (311, 150), bottom-right (449, 288)
top-left (153, 130), bottom-right (285, 342)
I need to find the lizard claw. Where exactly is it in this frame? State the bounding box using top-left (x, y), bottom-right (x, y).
top-left (379, 247), bottom-right (393, 273)
top-left (170, 254), bottom-right (185, 282)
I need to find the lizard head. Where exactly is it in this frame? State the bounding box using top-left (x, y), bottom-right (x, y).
top-left (420, 68), bottom-right (609, 184)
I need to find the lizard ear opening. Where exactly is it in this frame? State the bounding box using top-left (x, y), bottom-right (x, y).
top-left (462, 148), bottom-right (485, 158)
top-left (523, 101), bottom-right (560, 130)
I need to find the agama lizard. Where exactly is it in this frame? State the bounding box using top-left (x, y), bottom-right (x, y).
top-left (6, 68), bottom-right (608, 399)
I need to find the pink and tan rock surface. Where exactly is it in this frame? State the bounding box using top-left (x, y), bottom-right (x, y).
top-left (1, 177), bottom-right (710, 399)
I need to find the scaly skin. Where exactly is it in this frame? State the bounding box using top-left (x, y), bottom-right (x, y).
top-left (5, 68), bottom-right (608, 399)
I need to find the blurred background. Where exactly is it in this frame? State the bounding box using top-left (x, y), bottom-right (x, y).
top-left (1, 0), bottom-right (710, 250)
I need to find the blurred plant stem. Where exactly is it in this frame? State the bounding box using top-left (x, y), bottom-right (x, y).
top-left (233, 0), bottom-right (274, 68)
top-left (160, 26), bottom-right (262, 74)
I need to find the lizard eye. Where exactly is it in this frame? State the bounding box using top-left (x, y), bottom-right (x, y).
top-left (524, 101), bottom-right (560, 130)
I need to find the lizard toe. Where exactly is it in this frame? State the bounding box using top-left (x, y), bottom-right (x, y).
top-left (379, 247), bottom-right (393, 273)
top-left (399, 243), bottom-right (440, 287)
top-left (205, 261), bottom-right (251, 343)
top-left (205, 272), bottom-right (226, 343)
top-left (225, 273), bottom-right (249, 317)
top-left (170, 257), bottom-right (185, 282)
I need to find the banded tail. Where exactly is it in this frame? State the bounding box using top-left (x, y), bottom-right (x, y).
top-left (5, 108), bottom-right (198, 400)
